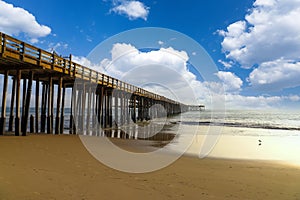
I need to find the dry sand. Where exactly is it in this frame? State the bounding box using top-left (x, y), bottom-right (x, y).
top-left (0, 134), bottom-right (300, 200)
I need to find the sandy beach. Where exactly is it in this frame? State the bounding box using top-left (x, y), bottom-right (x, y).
top-left (1, 134), bottom-right (300, 200)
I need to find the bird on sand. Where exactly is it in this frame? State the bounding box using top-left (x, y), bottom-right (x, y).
top-left (258, 140), bottom-right (262, 146)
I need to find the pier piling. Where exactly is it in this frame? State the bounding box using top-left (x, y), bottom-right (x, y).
top-left (47, 77), bottom-right (53, 134)
top-left (35, 78), bottom-right (39, 133)
top-left (15, 70), bottom-right (21, 136)
top-left (55, 77), bottom-right (62, 135)
top-left (0, 70), bottom-right (8, 135)
top-left (8, 77), bottom-right (16, 132)
top-left (22, 71), bottom-right (33, 136)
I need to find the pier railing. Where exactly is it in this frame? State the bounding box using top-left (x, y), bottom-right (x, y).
top-left (0, 32), bottom-right (179, 104)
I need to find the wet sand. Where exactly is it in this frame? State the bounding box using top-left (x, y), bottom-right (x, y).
top-left (1, 134), bottom-right (300, 200)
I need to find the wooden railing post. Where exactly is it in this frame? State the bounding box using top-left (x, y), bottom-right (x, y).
top-left (20, 42), bottom-right (25, 61)
top-left (63, 57), bottom-right (66, 74)
top-left (1, 34), bottom-right (6, 56)
top-left (51, 53), bottom-right (55, 70)
top-left (68, 54), bottom-right (72, 75)
top-left (38, 49), bottom-right (42, 66)
top-left (0, 33), bottom-right (2, 54)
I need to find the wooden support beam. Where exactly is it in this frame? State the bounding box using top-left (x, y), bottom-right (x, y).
top-left (22, 71), bottom-right (33, 136)
top-left (51, 79), bottom-right (54, 130)
top-left (125, 94), bottom-right (130, 124)
top-left (138, 97), bottom-right (144, 121)
top-left (70, 84), bottom-right (76, 135)
top-left (35, 78), bottom-right (39, 133)
top-left (76, 89), bottom-right (82, 132)
top-left (120, 92), bottom-right (124, 125)
top-left (21, 78), bottom-right (27, 120)
top-left (92, 90), bottom-right (96, 135)
top-left (15, 70), bottom-right (21, 136)
top-left (8, 77), bottom-right (16, 132)
top-left (143, 98), bottom-right (147, 121)
top-left (55, 77), bottom-right (62, 134)
top-left (114, 91), bottom-right (118, 127)
top-left (133, 96), bottom-right (137, 123)
top-left (105, 90), bottom-right (109, 128)
top-left (30, 115), bottom-right (34, 133)
top-left (86, 84), bottom-right (92, 135)
top-left (60, 85), bottom-right (65, 134)
top-left (81, 83), bottom-right (86, 134)
top-left (145, 99), bottom-right (149, 121)
top-left (40, 83), bottom-right (47, 133)
top-left (75, 83), bottom-right (82, 135)
top-left (72, 83), bottom-right (77, 134)
top-left (99, 87), bottom-right (104, 128)
top-left (47, 77), bottom-right (53, 134)
top-left (96, 87), bottom-right (101, 134)
top-left (69, 86), bottom-right (74, 134)
top-left (109, 92), bottom-right (113, 128)
top-left (95, 91), bottom-right (99, 135)
top-left (98, 90), bottom-right (104, 135)
top-left (0, 70), bottom-right (9, 135)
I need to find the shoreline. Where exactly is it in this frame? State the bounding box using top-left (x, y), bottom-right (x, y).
top-left (1, 134), bottom-right (300, 199)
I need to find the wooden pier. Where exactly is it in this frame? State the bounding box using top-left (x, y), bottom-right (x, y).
top-left (0, 32), bottom-right (189, 136)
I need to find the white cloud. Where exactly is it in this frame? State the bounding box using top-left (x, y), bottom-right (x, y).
top-left (249, 58), bottom-right (300, 90)
top-left (216, 71), bottom-right (243, 92)
top-left (220, 0), bottom-right (300, 67)
top-left (0, 0), bottom-right (51, 43)
top-left (86, 43), bottom-right (213, 105)
top-left (219, 0), bottom-right (300, 90)
top-left (47, 42), bottom-right (69, 54)
top-left (101, 43), bottom-right (190, 78)
top-left (158, 40), bottom-right (164, 45)
top-left (86, 35), bottom-right (93, 42)
top-left (225, 94), bottom-right (282, 109)
top-left (224, 94), bottom-right (300, 109)
top-left (110, 0), bottom-right (149, 20)
top-left (254, 0), bottom-right (276, 7)
top-left (218, 59), bottom-right (233, 69)
top-left (286, 95), bottom-right (300, 102)
top-left (30, 38), bottom-right (39, 44)
top-left (73, 56), bottom-right (105, 72)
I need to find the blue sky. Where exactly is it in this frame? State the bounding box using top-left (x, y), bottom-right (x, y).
top-left (1, 0), bottom-right (253, 56)
top-left (0, 0), bottom-right (300, 109)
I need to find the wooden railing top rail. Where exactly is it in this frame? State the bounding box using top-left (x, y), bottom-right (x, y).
top-left (0, 32), bottom-right (181, 104)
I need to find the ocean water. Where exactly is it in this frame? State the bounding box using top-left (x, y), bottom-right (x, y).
top-left (171, 109), bottom-right (300, 133)
top-left (0, 107), bottom-right (72, 133)
top-left (2, 108), bottom-right (300, 134)
top-left (181, 110), bottom-right (300, 131)
top-left (165, 110), bottom-right (300, 165)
